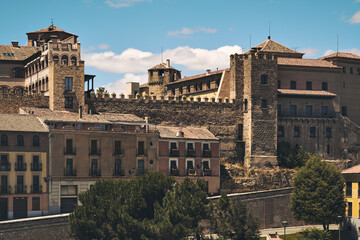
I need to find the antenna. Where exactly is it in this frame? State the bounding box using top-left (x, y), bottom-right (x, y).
top-left (161, 46), bottom-right (163, 63)
top-left (249, 34), bottom-right (252, 49)
top-left (51, 18), bottom-right (54, 26)
top-left (336, 34), bottom-right (339, 56)
top-left (268, 21), bottom-right (271, 39)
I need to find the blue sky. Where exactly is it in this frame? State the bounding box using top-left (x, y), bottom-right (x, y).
top-left (1, 0), bottom-right (360, 93)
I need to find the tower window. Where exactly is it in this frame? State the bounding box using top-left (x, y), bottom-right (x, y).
top-left (290, 81), bottom-right (296, 89)
top-left (260, 74), bottom-right (268, 84)
top-left (310, 127), bottom-right (316, 138)
top-left (342, 106), bottom-right (347, 116)
top-left (71, 56), bottom-right (77, 66)
top-left (65, 77), bottom-right (73, 91)
top-left (322, 82), bottom-right (328, 91)
top-left (61, 55), bottom-right (68, 65)
top-left (306, 81), bottom-right (312, 90)
top-left (65, 97), bottom-right (74, 109)
top-left (53, 55), bottom-right (59, 64)
top-left (261, 99), bottom-right (267, 108)
top-left (294, 127), bottom-right (300, 138)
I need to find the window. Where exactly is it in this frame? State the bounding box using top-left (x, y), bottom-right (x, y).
top-left (65, 158), bottom-right (74, 176)
top-left (53, 55), bottom-right (59, 64)
top-left (327, 144), bottom-right (330, 154)
top-left (114, 159), bottom-right (122, 176)
top-left (90, 140), bottom-right (99, 155)
top-left (169, 160), bottom-right (178, 176)
top-left (322, 82), bottom-right (328, 91)
top-left (65, 139), bottom-right (74, 154)
top-left (90, 159), bottom-right (100, 176)
top-left (138, 159), bottom-right (144, 175)
top-left (13, 68), bottom-right (25, 78)
top-left (244, 99), bottom-right (248, 111)
top-left (321, 106), bottom-right (328, 116)
top-left (1, 134), bottom-right (8, 146)
top-left (326, 127), bottom-right (332, 138)
top-left (277, 80), bottom-right (281, 89)
top-left (290, 105), bottom-right (297, 116)
top-left (350, 67), bottom-right (353, 74)
top-left (61, 185), bottom-right (78, 196)
top-left (32, 155), bottom-right (41, 171)
top-left (343, 66), bottom-right (346, 73)
top-left (203, 143), bottom-right (211, 157)
top-left (61, 55), bottom-right (68, 65)
top-left (187, 142), bottom-right (195, 157)
top-left (294, 127), bottom-right (300, 138)
top-left (114, 140), bottom-right (122, 155)
top-left (65, 97), bottom-right (73, 109)
top-left (32, 197), bottom-right (40, 211)
top-left (17, 135), bottom-right (24, 146)
top-left (348, 202), bottom-right (353, 217)
top-left (277, 104), bottom-right (281, 116)
top-left (357, 68), bottom-right (360, 75)
top-left (170, 142), bottom-right (179, 157)
top-left (305, 105), bottom-right (313, 116)
top-left (16, 175), bottom-right (24, 194)
top-left (278, 126), bottom-right (284, 137)
top-left (0, 155), bottom-right (9, 171)
top-left (186, 160), bottom-right (195, 175)
top-left (32, 175), bottom-right (40, 193)
top-left (310, 127), bottom-right (316, 138)
top-left (33, 135), bottom-right (40, 147)
top-left (207, 82), bottom-right (210, 90)
top-left (65, 77), bottom-right (73, 91)
top-left (261, 99), bottom-right (267, 108)
top-left (237, 124), bottom-right (243, 141)
top-left (342, 106), bottom-right (347, 116)
top-left (306, 81), bottom-right (312, 90)
top-left (290, 81), bottom-right (296, 89)
top-left (138, 141), bottom-right (145, 155)
top-left (71, 56), bottom-right (77, 66)
top-left (260, 74), bottom-right (268, 84)
top-left (16, 155), bottom-right (25, 171)
top-left (0, 175), bottom-right (8, 194)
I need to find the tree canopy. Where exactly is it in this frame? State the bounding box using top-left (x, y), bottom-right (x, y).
top-left (278, 143), bottom-right (311, 168)
top-left (290, 155), bottom-right (346, 230)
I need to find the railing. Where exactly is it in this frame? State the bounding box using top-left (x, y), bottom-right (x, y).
top-left (15, 185), bottom-right (27, 194)
top-left (137, 149), bottom-right (147, 157)
top-left (15, 163), bottom-right (27, 171)
top-left (113, 168), bottom-right (125, 176)
top-left (64, 147), bottom-right (76, 155)
top-left (203, 169), bottom-right (212, 176)
top-left (31, 163), bottom-right (42, 171)
top-left (187, 149), bottom-right (196, 157)
top-left (0, 163), bottom-right (10, 171)
top-left (187, 169), bottom-right (196, 176)
top-left (170, 168), bottom-right (180, 176)
top-left (136, 169), bottom-right (148, 176)
top-left (202, 150), bottom-right (212, 158)
top-left (64, 168), bottom-right (77, 176)
top-left (89, 148), bottom-right (101, 156)
top-left (170, 149), bottom-right (179, 157)
top-left (113, 149), bottom-right (125, 156)
top-left (0, 185), bottom-right (11, 194)
top-left (31, 185), bottom-right (42, 194)
top-left (89, 168), bottom-right (101, 176)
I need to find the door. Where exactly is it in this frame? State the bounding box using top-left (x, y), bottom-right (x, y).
top-left (138, 160), bottom-right (144, 175)
top-left (60, 198), bottom-right (77, 213)
top-left (0, 198), bottom-right (8, 220)
top-left (13, 197), bottom-right (27, 219)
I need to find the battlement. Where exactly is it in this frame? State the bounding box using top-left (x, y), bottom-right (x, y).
top-left (230, 53), bottom-right (278, 61)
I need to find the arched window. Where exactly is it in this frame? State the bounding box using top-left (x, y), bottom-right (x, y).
top-left (71, 56), bottom-right (77, 66)
top-left (61, 55), bottom-right (68, 65)
top-left (53, 55), bottom-right (59, 64)
top-left (17, 135), bottom-right (24, 146)
top-left (33, 135), bottom-right (40, 147)
top-left (1, 134), bottom-right (8, 146)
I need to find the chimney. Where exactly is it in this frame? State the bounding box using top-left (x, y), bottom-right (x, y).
top-left (11, 41), bottom-right (19, 48)
top-left (145, 117), bottom-right (149, 133)
top-left (206, 69), bottom-right (211, 75)
top-left (166, 59), bottom-right (170, 67)
top-left (79, 106), bottom-right (83, 119)
top-left (176, 129), bottom-right (184, 138)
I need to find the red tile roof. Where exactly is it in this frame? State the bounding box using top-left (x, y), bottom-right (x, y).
top-left (342, 164), bottom-right (360, 174)
top-left (27, 25), bottom-right (77, 37)
top-left (148, 62), bottom-right (178, 71)
top-left (278, 57), bottom-right (340, 69)
top-left (278, 89), bottom-right (336, 98)
top-left (319, 52), bottom-right (360, 60)
top-left (156, 126), bottom-right (218, 140)
top-left (0, 45), bottom-right (39, 61)
top-left (166, 69), bottom-right (227, 86)
top-left (0, 114), bottom-right (48, 132)
top-left (245, 39), bottom-right (304, 56)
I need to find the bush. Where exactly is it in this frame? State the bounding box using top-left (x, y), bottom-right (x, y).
top-left (302, 227), bottom-right (331, 240)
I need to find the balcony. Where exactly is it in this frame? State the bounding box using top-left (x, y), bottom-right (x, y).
top-left (203, 169), bottom-right (212, 176)
top-left (89, 168), bottom-right (101, 176)
top-left (64, 147), bottom-right (76, 155)
top-left (187, 169), bottom-right (196, 176)
top-left (170, 149), bottom-right (179, 157)
top-left (0, 163), bottom-right (10, 171)
top-left (15, 163), bottom-right (27, 171)
top-left (136, 169), bottom-right (148, 176)
top-left (89, 148), bottom-right (101, 156)
top-left (187, 149), bottom-right (196, 157)
top-left (64, 168), bottom-right (77, 176)
top-left (170, 168), bottom-right (180, 176)
top-left (31, 163), bottom-right (42, 171)
top-left (113, 149), bottom-right (125, 156)
top-left (31, 185), bottom-right (42, 194)
top-left (15, 185), bottom-right (27, 194)
top-left (137, 149), bottom-right (147, 157)
top-left (202, 150), bottom-right (212, 158)
top-left (113, 168), bottom-right (125, 176)
top-left (0, 186), bottom-right (11, 194)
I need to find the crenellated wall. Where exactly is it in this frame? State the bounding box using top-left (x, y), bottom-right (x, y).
top-left (0, 93), bottom-right (48, 114)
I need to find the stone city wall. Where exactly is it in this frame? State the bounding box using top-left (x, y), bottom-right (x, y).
top-left (0, 93), bottom-right (49, 114)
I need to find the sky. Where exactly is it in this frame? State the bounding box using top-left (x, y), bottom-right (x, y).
top-left (1, 0), bottom-right (360, 94)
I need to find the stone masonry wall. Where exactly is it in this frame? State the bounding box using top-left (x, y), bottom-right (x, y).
top-left (0, 93), bottom-right (49, 114)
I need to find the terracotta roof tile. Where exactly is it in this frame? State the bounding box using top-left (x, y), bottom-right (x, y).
top-left (0, 45), bottom-right (39, 61)
top-left (0, 114), bottom-right (48, 132)
top-left (245, 39), bottom-right (304, 55)
top-left (342, 164), bottom-right (360, 174)
top-left (27, 25), bottom-right (77, 37)
top-left (319, 52), bottom-right (360, 60)
top-left (278, 89), bottom-right (336, 98)
top-left (166, 69), bottom-right (227, 86)
top-left (156, 126), bottom-right (218, 140)
top-left (148, 62), bottom-right (178, 71)
top-left (278, 57), bottom-right (340, 68)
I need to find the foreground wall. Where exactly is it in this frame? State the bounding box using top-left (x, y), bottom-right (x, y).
top-left (0, 94), bottom-right (48, 114)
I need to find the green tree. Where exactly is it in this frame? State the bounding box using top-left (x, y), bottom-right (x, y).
top-left (212, 193), bottom-right (260, 240)
top-left (278, 143), bottom-right (311, 168)
top-left (290, 155), bottom-right (346, 230)
top-left (96, 87), bottom-right (108, 95)
top-left (302, 227), bottom-right (331, 240)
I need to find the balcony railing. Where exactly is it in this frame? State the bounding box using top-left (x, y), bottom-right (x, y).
top-left (170, 168), bottom-right (180, 176)
top-left (187, 149), bottom-right (196, 157)
top-left (89, 148), bottom-right (101, 156)
top-left (187, 169), bottom-right (196, 176)
top-left (89, 168), bottom-right (101, 176)
top-left (15, 163), bottom-right (27, 171)
top-left (31, 163), bottom-right (42, 171)
top-left (113, 149), bottom-right (125, 156)
top-left (0, 163), bottom-right (10, 171)
top-left (64, 147), bottom-right (76, 155)
top-left (137, 149), bottom-right (147, 157)
top-left (64, 168), bottom-right (77, 176)
top-left (0, 185), bottom-right (11, 194)
top-left (202, 150), bottom-right (212, 158)
top-left (113, 168), bottom-right (125, 176)
top-left (15, 185), bottom-right (27, 194)
top-left (31, 185), bottom-right (42, 194)
top-left (203, 169), bottom-right (212, 176)
top-left (170, 149), bottom-right (179, 157)
top-left (136, 169), bottom-right (148, 176)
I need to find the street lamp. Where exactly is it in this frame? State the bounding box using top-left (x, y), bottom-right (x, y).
top-left (282, 221), bottom-right (288, 240)
top-left (338, 215), bottom-right (342, 240)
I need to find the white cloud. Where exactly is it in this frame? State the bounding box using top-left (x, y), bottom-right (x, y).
top-left (322, 48), bottom-right (360, 56)
top-left (98, 44), bottom-right (110, 50)
top-left (323, 49), bottom-right (335, 56)
top-left (105, 0), bottom-right (151, 8)
top-left (349, 11), bottom-right (360, 23)
top-left (103, 73), bottom-right (147, 94)
top-left (168, 27), bottom-right (217, 37)
top-left (299, 48), bottom-right (320, 58)
top-left (83, 45), bottom-right (243, 74)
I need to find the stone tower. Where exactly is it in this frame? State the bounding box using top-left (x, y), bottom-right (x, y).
top-left (230, 51), bottom-right (278, 167)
